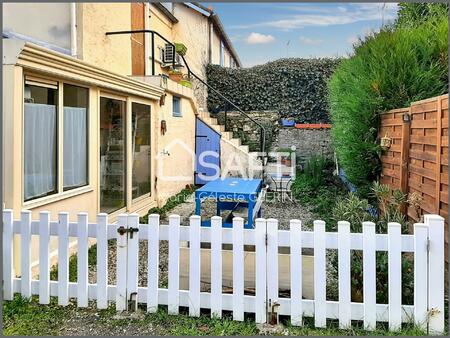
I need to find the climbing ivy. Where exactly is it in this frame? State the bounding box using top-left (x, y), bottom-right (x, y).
top-left (206, 58), bottom-right (341, 123)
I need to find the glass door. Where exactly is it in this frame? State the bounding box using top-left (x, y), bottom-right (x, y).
top-left (131, 102), bottom-right (151, 200)
top-left (99, 97), bottom-right (126, 213)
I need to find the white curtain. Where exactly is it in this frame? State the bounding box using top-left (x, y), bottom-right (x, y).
top-left (24, 103), bottom-right (56, 200)
top-left (64, 106), bottom-right (87, 188)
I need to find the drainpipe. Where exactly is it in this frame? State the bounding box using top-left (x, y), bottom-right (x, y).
top-left (70, 3), bottom-right (77, 57)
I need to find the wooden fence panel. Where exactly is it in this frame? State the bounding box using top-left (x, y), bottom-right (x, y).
top-left (379, 94), bottom-right (448, 256)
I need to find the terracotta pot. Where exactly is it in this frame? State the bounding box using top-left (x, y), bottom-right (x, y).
top-left (169, 73), bottom-right (183, 82)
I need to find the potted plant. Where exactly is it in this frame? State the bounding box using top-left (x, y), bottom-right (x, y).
top-left (168, 69), bottom-right (183, 82)
top-left (277, 147), bottom-right (295, 166)
top-left (174, 42), bottom-right (187, 56)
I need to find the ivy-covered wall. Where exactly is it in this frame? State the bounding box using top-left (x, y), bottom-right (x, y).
top-left (206, 58), bottom-right (341, 123)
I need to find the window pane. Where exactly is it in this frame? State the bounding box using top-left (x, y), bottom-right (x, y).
top-left (100, 97), bottom-right (126, 213)
top-left (63, 84), bottom-right (88, 190)
top-left (132, 103), bottom-right (151, 199)
top-left (23, 84), bottom-right (58, 200)
top-left (173, 96), bottom-right (181, 117)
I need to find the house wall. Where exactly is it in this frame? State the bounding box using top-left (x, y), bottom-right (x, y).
top-left (148, 3), bottom-right (174, 77)
top-left (78, 3), bottom-right (132, 75)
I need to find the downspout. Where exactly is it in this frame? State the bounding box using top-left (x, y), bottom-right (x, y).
top-left (70, 3), bottom-right (77, 57)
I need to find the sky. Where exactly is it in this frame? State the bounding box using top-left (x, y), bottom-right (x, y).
top-left (204, 2), bottom-right (399, 67)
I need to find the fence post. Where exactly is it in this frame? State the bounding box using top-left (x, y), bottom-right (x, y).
top-left (399, 109), bottom-right (411, 211)
top-left (96, 213), bottom-right (109, 309)
top-left (116, 214), bottom-right (128, 311)
top-left (290, 219), bottom-right (302, 326)
top-left (255, 218), bottom-right (266, 324)
top-left (20, 210), bottom-right (32, 298)
top-left (127, 214), bottom-right (140, 312)
top-left (189, 215), bottom-right (201, 317)
top-left (362, 221), bottom-right (376, 331)
top-left (387, 222), bottom-right (402, 331)
top-left (77, 212), bottom-right (89, 308)
top-left (3, 209), bottom-right (14, 300)
top-left (38, 211), bottom-right (50, 305)
top-left (147, 214), bottom-right (160, 313)
top-left (168, 214), bottom-right (180, 315)
top-left (414, 222), bottom-right (428, 330)
top-left (425, 215), bottom-right (445, 335)
top-left (266, 218), bottom-right (279, 324)
top-left (313, 220), bottom-right (326, 328)
top-left (232, 217), bottom-right (244, 321)
top-left (58, 212), bottom-right (69, 306)
top-left (338, 221), bottom-right (351, 329)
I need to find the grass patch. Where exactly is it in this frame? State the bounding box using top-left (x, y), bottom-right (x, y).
top-left (3, 295), bottom-right (69, 336)
top-left (3, 297), bottom-right (429, 336)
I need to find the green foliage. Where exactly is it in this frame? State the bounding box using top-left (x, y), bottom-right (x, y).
top-left (3, 298), bottom-right (430, 335)
top-left (207, 58), bottom-right (341, 123)
top-left (141, 186), bottom-right (197, 222)
top-left (396, 2), bottom-right (449, 28)
top-left (292, 155), bottom-right (348, 227)
top-left (3, 295), bottom-right (68, 336)
top-left (331, 183), bottom-right (414, 304)
top-left (328, 11), bottom-right (448, 195)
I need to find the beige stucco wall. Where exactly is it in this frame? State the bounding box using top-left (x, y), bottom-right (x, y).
top-left (78, 3), bottom-right (132, 75)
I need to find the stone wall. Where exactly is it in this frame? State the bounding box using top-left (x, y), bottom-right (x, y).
top-left (214, 110), bottom-right (279, 152)
top-left (275, 128), bottom-right (334, 164)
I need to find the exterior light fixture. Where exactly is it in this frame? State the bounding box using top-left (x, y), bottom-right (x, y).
top-left (380, 134), bottom-right (392, 151)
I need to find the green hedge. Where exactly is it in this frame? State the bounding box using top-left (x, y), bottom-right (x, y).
top-left (206, 58), bottom-right (340, 123)
top-left (328, 13), bottom-right (448, 196)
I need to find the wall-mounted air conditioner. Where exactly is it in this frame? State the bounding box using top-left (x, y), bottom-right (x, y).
top-left (161, 44), bottom-right (183, 68)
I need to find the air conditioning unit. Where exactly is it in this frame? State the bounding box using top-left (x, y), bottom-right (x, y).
top-left (162, 44), bottom-right (183, 68)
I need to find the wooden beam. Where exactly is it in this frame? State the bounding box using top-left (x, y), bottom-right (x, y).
top-left (435, 97), bottom-right (442, 213)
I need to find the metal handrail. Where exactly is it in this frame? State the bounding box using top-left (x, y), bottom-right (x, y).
top-left (105, 29), bottom-right (267, 157)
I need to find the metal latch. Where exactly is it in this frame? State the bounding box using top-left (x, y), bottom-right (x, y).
top-left (128, 292), bottom-right (138, 312)
top-left (268, 300), bottom-right (280, 325)
top-left (117, 226), bottom-right (139, 239)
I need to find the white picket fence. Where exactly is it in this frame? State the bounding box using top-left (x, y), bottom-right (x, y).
top-left (2, 210), bottom-right (445, 334)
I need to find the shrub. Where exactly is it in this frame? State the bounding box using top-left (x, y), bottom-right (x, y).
top-left (328, 11), bottom-right (448, 196)
top-left (206, 58), bottom-right (341, 123)
top-left (331, 183), bottom-right (414, 304)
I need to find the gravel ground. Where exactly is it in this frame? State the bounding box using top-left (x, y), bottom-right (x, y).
top-left (88, 193), bottom-right (317, 287)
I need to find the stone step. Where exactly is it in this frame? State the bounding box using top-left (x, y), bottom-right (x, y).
top-left (221, 131), bottom-right (232, 139)
top-left (239, 144), bottom-right (249, 153)
top-left (230, 138), bottom-right (241, 147)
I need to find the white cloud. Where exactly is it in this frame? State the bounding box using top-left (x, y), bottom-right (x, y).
top-left (299, 36), bottom-right (323, 45)
top-left (245, 32), bottom-right (275, 44)
top-left (231, 3), bottom-right (398, 30)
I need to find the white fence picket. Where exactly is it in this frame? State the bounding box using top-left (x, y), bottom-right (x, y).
top-left (362, 221), bottom-right (376, 330)
top-left (58, 212), bottom-right (69, 306)
top-left (388, 222), bottom-right (402, 331)
top-left (39, 211), bottom-right (50, 304)
top-left (290, 219), bottom-right (302, 326)
top-left (338, 221), bottom-right (351, 329)
top-left (189, 215), bottom-right (201, 317)
top-left (313, 220), bottom-right (326, 328)
top-left (425, 215), bottom-right (445, 335)
top-left (210, 216), bottom-right (223, 318)
top-left (232, 217), bottom-right (244, 321)
top-left (267, 218), bottom-right (279, 318)
top-left (96, 213), bottom-right (108, 309)
top-left (413, 223), bottom-right (428, 330)
top-left (127, 214), bottom-right (140, 311)
top-left (2, 209), bottom-right (14, 300)
top-left (77, 212), bottom-right (89, 307)
top-left (168, 215), bottom-right (180, 315)
top-left (116, 214), bottom-right (128, 311)
top-left (147, 214), bottom-right (160, 313)
top-left (20, 210), bottom-right (32, 298)
top-left (255, 218), bottom-right (267, 324)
